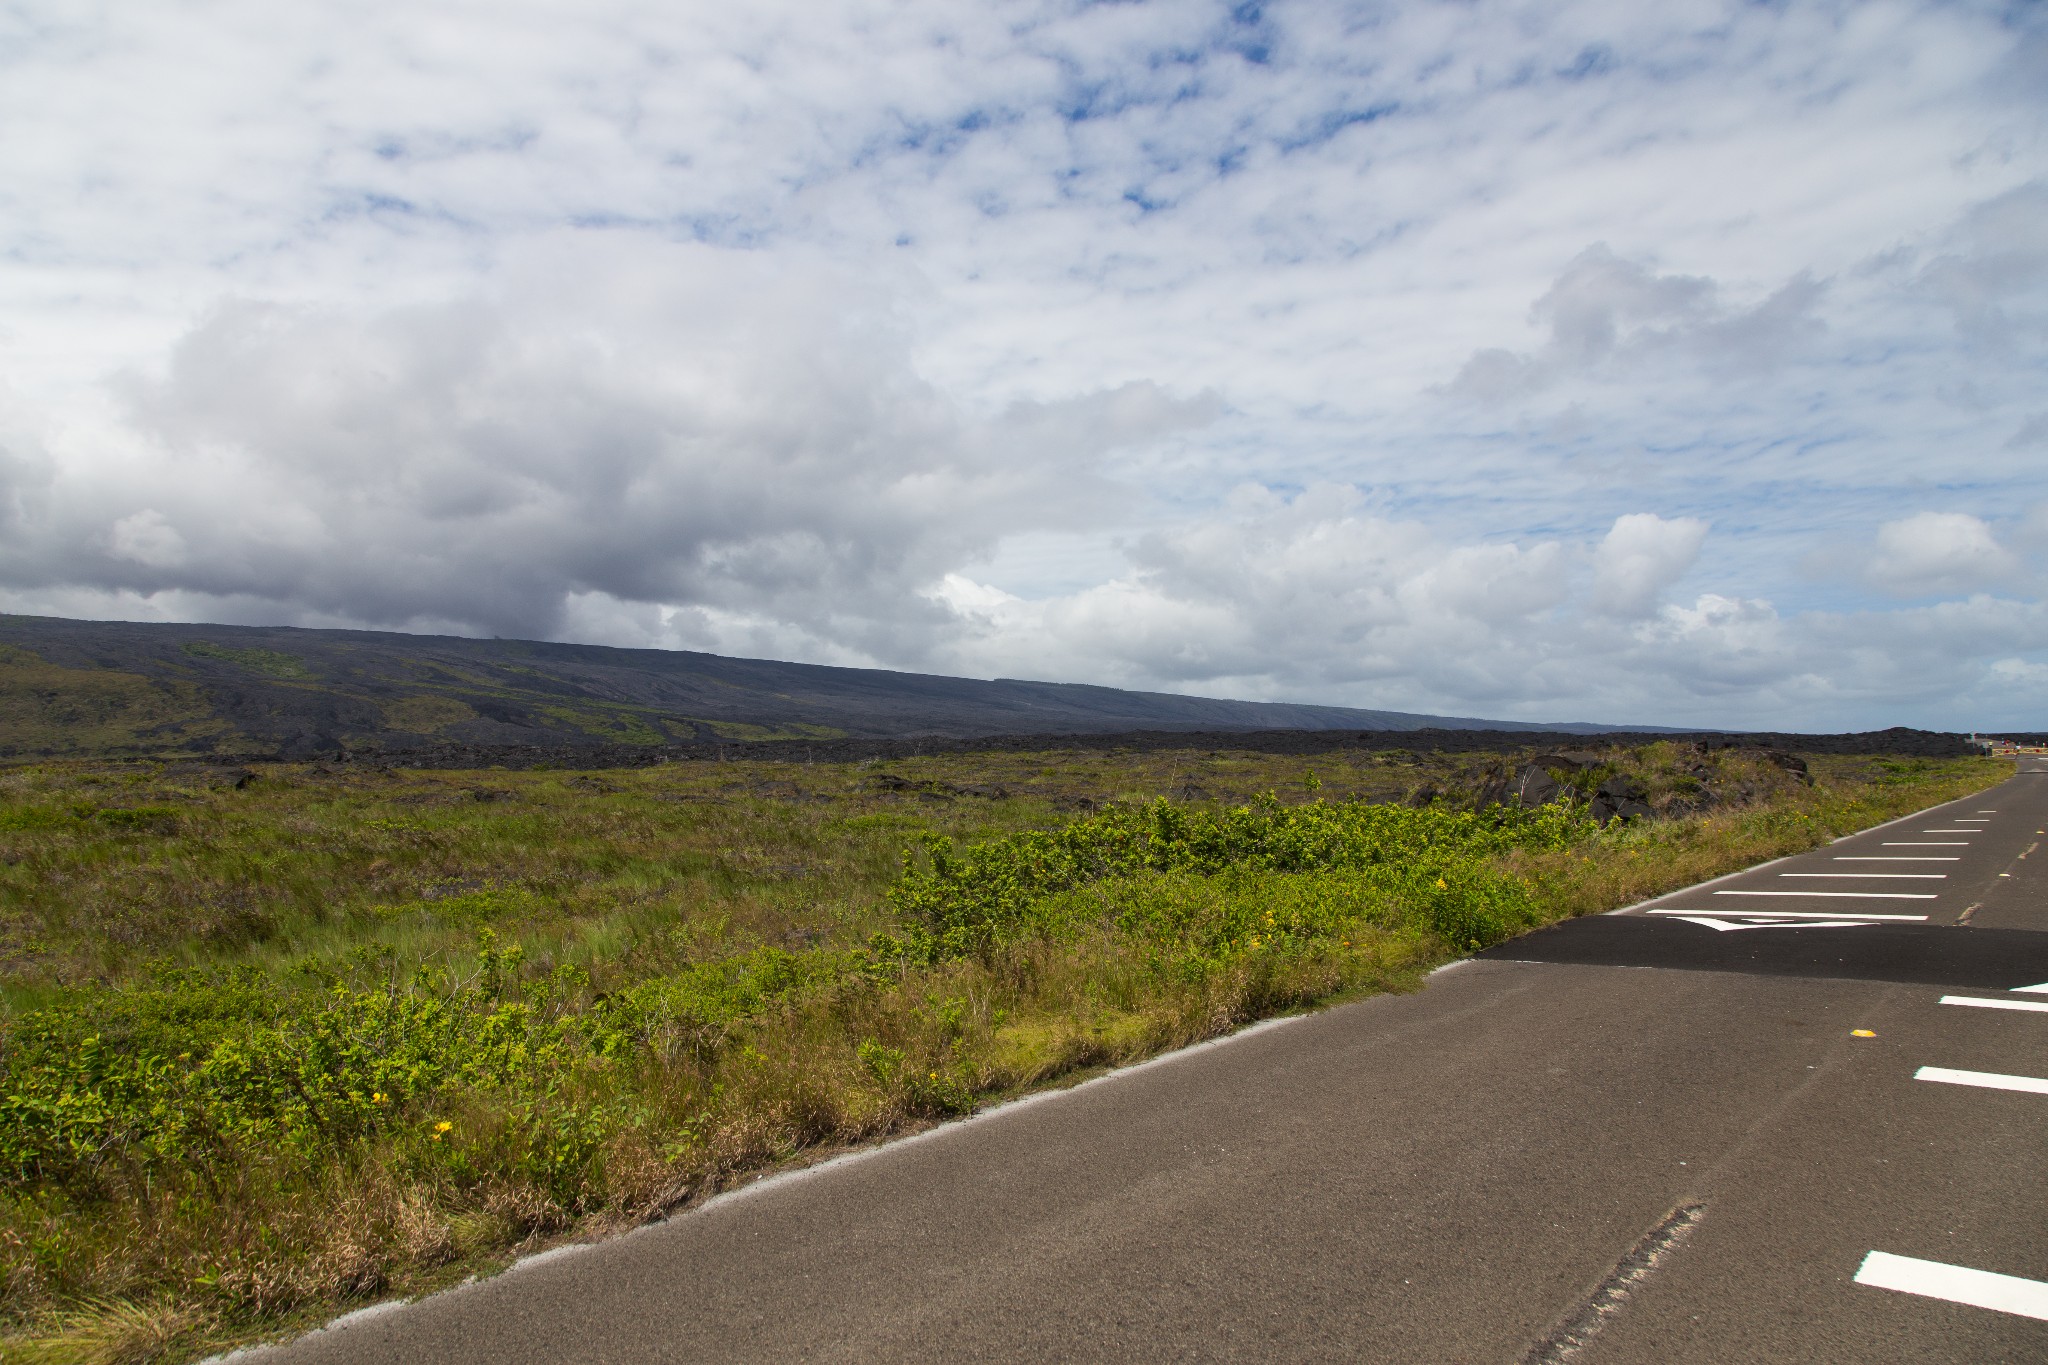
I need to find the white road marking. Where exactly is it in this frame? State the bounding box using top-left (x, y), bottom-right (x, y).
top-left (1940, 996), bottom-right (2048, 1014)
top-left (1883, 841), bottom-right (1969, 846)
top-left (1834, 856), bottom-right (1958, 861)
top-left (1921, 829), bottom-right (1983, 834)
top-left (2013, 982), bottom-right (2048, 995)
top-left (1665, 915), bottom-right (1879, 932)
top-left (1915, 1066), bottom-right (2048, 1096)
top-left (1713, 889), bottom-right (1938, 900)
top-left (1855, 1251), bottom-right (2048, 1321)
top-left (1646, 909), bottom-right (1928, 921)
top-left (1778, 872), bottom-right (1946, 879)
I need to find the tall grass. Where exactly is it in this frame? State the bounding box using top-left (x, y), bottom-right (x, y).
top-left (0, 748), bottom-right (2003, 1362)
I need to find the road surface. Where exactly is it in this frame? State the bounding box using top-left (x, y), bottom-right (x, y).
top-left (253, 761), bottom-right (2048, 1363)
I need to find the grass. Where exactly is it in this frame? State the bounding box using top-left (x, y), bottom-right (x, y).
top-left (0, 742), bottom-right (2005, 1362)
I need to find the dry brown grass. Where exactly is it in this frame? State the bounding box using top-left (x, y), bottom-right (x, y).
top-left (5, 1297), bottom-right (208, 1365)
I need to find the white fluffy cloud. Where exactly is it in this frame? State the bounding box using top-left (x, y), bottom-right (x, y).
top-left (0, 1), bottom-right (2045, 729)
top-left (1867, 512), bottom-right (2022, 597)
top-left (1591, 513), bottom-right (1709, 618)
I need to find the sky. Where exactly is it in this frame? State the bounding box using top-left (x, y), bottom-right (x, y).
top-left (0, 0), bottom-right (2044, 731)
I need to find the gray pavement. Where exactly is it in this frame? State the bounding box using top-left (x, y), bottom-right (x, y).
top-left (253, 762), bottom-right (2048, 1363)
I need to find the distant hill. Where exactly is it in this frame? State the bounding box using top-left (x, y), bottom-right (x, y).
top-left (0, 614), bottom-right (1665, 760)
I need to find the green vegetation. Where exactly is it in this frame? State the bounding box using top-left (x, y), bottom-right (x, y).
top-left (534, 701), bottom-right (675, 745)
top-left (0, 745), bottom-right (2003, 1362)
top-left (178, 642), bottom-right (312, 679)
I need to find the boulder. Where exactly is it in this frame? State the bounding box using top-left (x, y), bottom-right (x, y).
top-left (1596, 774), bottom-right (1648, 803)
top-left (1759, 749), bottom-right (1813, 784)
top-left (1511, 765), bottom-right (1561, 806)
top-left (1589, 793), bottom-right (1654, 825)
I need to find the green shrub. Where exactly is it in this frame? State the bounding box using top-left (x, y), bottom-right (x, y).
top-left (887, 795), bottom-right (1583, 957)
top-left (0, 949), bottom-right (596, 1187)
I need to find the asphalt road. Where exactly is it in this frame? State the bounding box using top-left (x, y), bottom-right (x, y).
top-left (253, 763), bottom-right (2048, 1363)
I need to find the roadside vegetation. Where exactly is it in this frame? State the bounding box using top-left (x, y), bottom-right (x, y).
top-left (0, 742), bottom-right (2003, 1362)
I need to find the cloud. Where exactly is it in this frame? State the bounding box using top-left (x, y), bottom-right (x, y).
top-left (924, 490), bottom-right (2048, 728)
top-left (106, 509), bottom-right (187, 569)
top-left (1448, 245), bottom-right (1826, 403)
top-left (0, 235), bottom-right (1217, 653)
top-left (1917, 181), bottom-right (2048, 345)
top-left (1591, 513), bottom-right (1708, 618)
top-left (932, 490), bottom-right (1685, 703)
top-left (1865, 512), bottom-right (2020, 597)
top-left (2017, 503), bottom-right (2048, 554)
top-left (2007, 414), bottom-right (2048, 450)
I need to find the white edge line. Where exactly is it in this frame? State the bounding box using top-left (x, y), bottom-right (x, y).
top-left (201, 1299), bottom-right (414, 1361)
top-left (501, 1243), bottom-right (586, 1275)
top-left (1940, 995), bottom-right (2048, 1014)
top-left (1855, 1251), bottom-right (2048, 1321)
top-left (1914, 1065), bottom-right (2048, 1095)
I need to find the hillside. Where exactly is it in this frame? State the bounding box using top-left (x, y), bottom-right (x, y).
top-left (0, 614), bottom-right (1646, 760)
